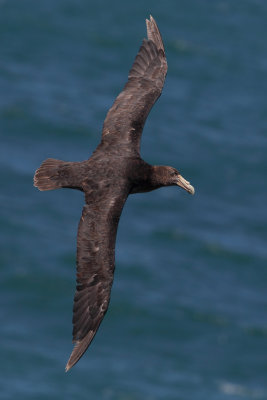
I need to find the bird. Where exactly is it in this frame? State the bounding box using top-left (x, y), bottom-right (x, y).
top-left (34, 15), bottom-right (195, 372)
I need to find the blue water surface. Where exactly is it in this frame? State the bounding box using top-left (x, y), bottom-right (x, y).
top-left (1, 1), bottom-right (267, 399)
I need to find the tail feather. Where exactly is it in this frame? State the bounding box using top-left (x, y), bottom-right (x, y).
top-left (34, 158), bottom-right (75, 191)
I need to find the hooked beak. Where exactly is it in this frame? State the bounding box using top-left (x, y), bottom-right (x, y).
top-left (176, 174), bottom-right (195, 195)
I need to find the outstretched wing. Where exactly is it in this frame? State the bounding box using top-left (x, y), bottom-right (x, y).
top-left (101, 16), bottom-right (167, 153)
top-left (65, 188), bottom-right (128, 371)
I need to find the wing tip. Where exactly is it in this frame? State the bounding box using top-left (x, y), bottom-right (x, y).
top-left (65, 345), bottom-right (78, 372)
top-left (65, 341), bottom-right (83, 372)
top-left (145, 15), bottom-right (164, 53)
top-left (65, 363), bottom-right (71, 373)
top-left (64, 329), bottom-right (97, 372)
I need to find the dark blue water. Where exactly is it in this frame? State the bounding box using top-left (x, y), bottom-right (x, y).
top-left (1, 1), bottom-right (267, 399)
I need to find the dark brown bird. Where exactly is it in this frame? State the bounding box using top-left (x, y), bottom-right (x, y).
top-left (34, 16), bottom-right (195, 372)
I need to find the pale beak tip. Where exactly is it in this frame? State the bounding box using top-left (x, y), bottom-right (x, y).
top-left (188, 185), bottom-right (195, 195)
top-left (177, 174), bottom-right (195, 195)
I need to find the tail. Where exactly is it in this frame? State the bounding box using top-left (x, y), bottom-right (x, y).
top-left (34, 158), bottom-right (83, 191)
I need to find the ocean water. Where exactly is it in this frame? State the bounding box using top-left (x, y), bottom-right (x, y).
top-left (1, 1), bottom-right (267, 399)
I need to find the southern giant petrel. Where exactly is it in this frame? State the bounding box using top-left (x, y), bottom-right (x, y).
top-left (34, 16), bottom-right (195, 371)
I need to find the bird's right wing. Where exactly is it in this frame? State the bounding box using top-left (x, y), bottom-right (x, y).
top-left (65, 188), bottom-right (128, 371)
top-left (101, 16), bottom-right (168, 153)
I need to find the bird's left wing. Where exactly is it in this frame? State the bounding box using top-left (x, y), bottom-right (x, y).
top-left (65, 188), bottom-right (128, 371)
top-left (101, 16), bottom-right (167, 153)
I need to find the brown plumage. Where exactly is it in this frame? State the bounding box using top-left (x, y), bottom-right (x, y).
top-left (34, 16), bottom-right (195, 372)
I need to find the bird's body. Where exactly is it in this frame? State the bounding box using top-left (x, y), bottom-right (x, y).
top-left (34, 16), bottom-right (194, 371)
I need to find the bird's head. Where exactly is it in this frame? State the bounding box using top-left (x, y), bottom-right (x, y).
top-left (154, 166), bottom-right (195, 195)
